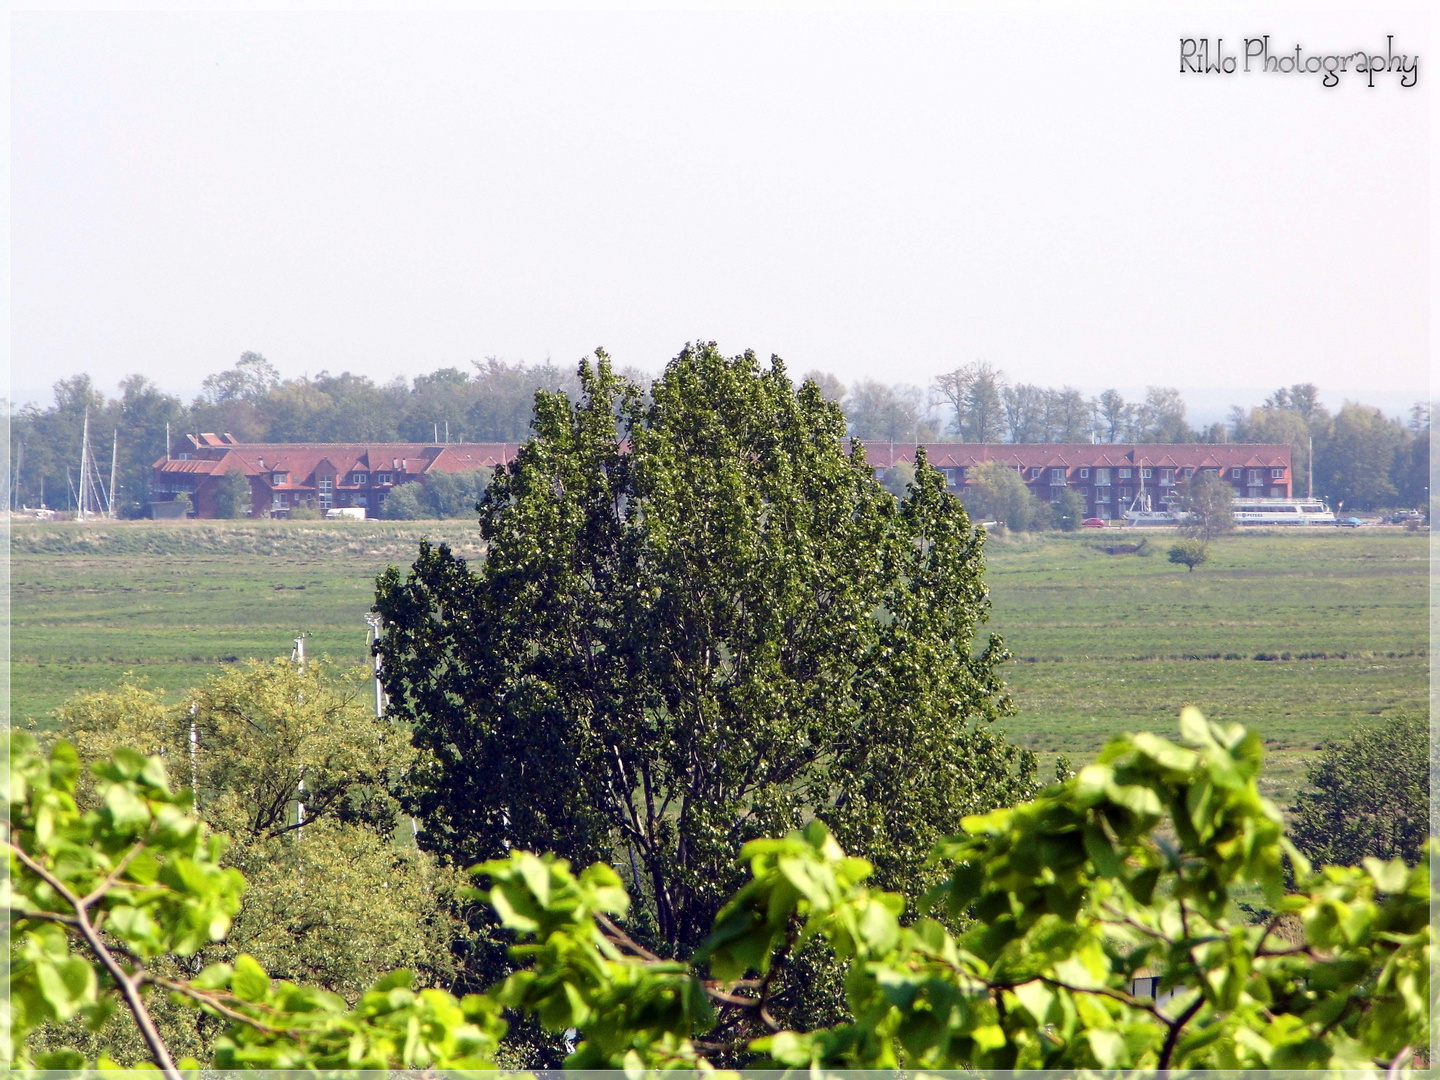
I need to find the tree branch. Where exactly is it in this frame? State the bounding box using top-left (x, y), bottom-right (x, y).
top-left (6, 840), bottom-right (182, 1080)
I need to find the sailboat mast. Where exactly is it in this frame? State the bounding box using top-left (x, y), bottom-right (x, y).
top-left (108, 429), bottom-right (119, 518)
top-left (79, 409), bottom-right (91, 520)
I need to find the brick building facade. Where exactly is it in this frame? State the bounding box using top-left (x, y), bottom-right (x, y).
top-left (151, 434), bottom-right (522, 518)
top-left (861, 442), bottom-right (1294, 520)
top-left (154, 434), bottom-right (1293, 522)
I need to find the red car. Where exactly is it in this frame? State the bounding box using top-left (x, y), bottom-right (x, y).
top-left (1081, 517), bottom-right (1107, 528)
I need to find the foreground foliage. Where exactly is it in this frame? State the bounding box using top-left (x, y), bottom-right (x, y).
top-left (27, 665), bottom-right (458, 1064)
top-left (6, 709), bottom-right (1428, 1074)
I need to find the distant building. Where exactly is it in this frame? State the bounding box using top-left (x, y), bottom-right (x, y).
top-left (861, 442), bottom-right (1294, 520)
top-left (151, 434), bottom-right (521, 518)
top-left (152, 434), bottom-right (1294, 522)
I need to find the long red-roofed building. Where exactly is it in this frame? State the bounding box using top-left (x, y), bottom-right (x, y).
top-left (154, 434), bottom-right (1293, 521)
top-left (861, 442), bottom-right (1294, 519)
top-left (151, 433), bottom-right (522, 518)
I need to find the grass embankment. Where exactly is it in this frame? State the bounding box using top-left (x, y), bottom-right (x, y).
top-left (11, 520), bottom-right (1428, 808)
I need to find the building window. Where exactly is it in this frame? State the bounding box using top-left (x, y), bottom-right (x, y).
top-left (178, 453), bottom-right (192, 461)
top-left (1119, 486), bottom-right (1132, 500)
top-left (1182, 468), bottom-right (1195, 478)
top-left (377, 472), bottom-right (392, 485)
top-left (1204, 468), bottom-right (1217, 476)
top-left (1231, 467), bottom-right (1242, 478)
top-left (1095, 468), bottom-right (1110, 485)
top-left (355, 494), bottom-right (367, 507)
top-left (1079, 468), bottom-right (1089, 479)
top-left (272, 493), bottom-right (287, 509)
top-left (318, 478), bottom-right (333, 509)
top-left (1270, 487), bottom-right (1283, 498)
top-left (1095, 489), bottom-right (1111, 503)
top-left (1141, 468), bottom-right (1152, 479)
top-left (1271, 468), bottom-right (1285, 479)
top-left (1030, 467), bottom-right (1043, 479)
top-left (1159, 469), bottom-right (1174, 486)
top-left (1050, 469), bottom-right (1066, 484)
top-left (1118, 468), bottom-right (1131, 479)
top-left (353, 472), bottom-right (367, 485)
top-left (272, 473), bottom-right (287, 486)
top-left (1248, 470), bottom-right (1262, 485)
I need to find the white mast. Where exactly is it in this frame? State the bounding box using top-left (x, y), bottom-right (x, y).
top-left (108, 429), bottom-right (119, 518)
top-left (78, 409), bottom-right (91, 521)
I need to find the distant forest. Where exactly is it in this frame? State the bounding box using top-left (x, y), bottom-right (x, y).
top-left (8, 353), bottom-right (1430, 516)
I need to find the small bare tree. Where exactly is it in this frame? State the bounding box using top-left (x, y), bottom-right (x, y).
top-left (1176, 472), bottom-right (1235, 544)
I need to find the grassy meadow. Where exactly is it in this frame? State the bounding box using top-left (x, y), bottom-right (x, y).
top-left (979, 528), bottom-right (1428, 804)
top-left (9, 518), bottom-right (1429, 808)
top-left (9, 520), bottom-right (488, 725)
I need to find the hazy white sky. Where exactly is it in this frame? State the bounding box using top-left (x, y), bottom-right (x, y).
top-left (8, 5), bottom-right (1431, 412)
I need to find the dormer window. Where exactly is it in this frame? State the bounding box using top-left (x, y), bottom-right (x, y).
top-left (352, 472), bottom-right (367, 485)
top-left (272, 473), bottom-right (288, 485)
top-left (377, 472), bottom-right (392, 485)
top-left (1079, 468), bottom-right (1090, 479)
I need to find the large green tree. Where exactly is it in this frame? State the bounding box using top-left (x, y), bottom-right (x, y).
top-left (1314, 402), bottom-right (1409, 510)
top-left (1290, 714), bottom-right (1430, 870)
top-left (374, 344), bottom-right (1036, 956)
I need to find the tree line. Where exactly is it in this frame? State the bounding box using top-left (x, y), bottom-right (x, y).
top-left (8, 353), bottom-right (1430, 516)
top-left (828, 362), bottom-right (1429, 512)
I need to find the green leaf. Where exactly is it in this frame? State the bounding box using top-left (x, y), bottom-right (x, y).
top-left (232, 954), bottom-right (271, 1003)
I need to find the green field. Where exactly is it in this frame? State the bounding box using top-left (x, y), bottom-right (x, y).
top-left (9, 520), bottom-right (1429, 807)
top-left (978, 528), bottom-right (1428, 804)
top-left (9, 520), bottom-right (489, 725)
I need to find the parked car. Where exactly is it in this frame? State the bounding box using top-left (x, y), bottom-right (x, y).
top-left (1390, 510), bottom-right (1423, 524)
top-left (1082, 517), bottom-right (1107, 528)
top-left (1337, 517), bottom-right (1365, 528)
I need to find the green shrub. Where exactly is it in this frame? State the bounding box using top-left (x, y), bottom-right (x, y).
top-left (1168, 539), bottom-right (1208, 571)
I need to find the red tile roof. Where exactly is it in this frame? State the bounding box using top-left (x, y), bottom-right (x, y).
top-left (154, 441), bottom-right (523, 487)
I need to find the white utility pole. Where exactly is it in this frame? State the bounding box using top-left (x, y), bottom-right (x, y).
top-left (189, 702), bottom-right (200, 808)
top-left (291, 634), bottom-right (307, 833)
top-left (364, 613), bottom-right (386, 719)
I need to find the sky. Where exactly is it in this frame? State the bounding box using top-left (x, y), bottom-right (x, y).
top-left (7, 5), bottom-right (1432, 416)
